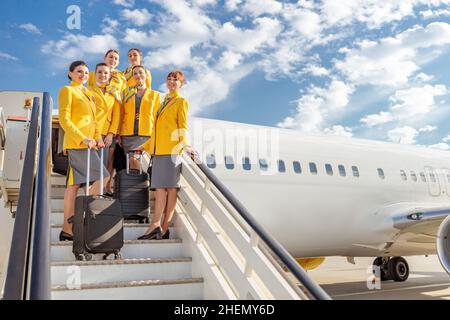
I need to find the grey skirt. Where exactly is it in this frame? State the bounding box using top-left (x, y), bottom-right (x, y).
top-left (150, 155), bottom-right (181, 189)
top-left (67, 148), bottom-right (110, 186)
top-left (121, 136), bottom-right (149, 154)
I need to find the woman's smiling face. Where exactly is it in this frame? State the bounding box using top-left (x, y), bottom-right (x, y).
top-left (69, 65), bottom-right (89, 84)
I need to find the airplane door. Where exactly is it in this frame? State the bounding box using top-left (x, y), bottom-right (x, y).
top-left (442, 168), bottom-right (450, 197)
top-left (424, 166), bottom-right (441, 197)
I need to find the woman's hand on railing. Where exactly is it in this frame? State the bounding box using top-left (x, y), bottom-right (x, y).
top-left (83, 139), bottom-right (97, 149)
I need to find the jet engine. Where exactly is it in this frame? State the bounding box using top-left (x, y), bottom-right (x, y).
top-left (437, 215), bottom-right (450, 275)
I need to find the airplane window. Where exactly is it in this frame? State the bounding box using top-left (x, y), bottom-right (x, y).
top-left (293, 161), bottom-right (302, 174)
top-left (410, 171), bottom-right (417, 182)
top-left (430, 173), bottom-right (437, 183)
top-left (338, 165), bottom-right (346, 176)
top-left (206, 154), bottom-right (216, 169)
top-left (242, 157), bottom-right (251, 171)
top-left (352, 166), bottom-right (360, 177)
top-left (309, 162), bottom-right (318, 175)
top-left (377, 168), bottom-right (385, 179)
top-left (278, 160), bottom-right (286, 173)
top-left (325, 164), bottom-right (333, 176)
top-left (225, 156), bottom-right (235, 170)
top-left (400, 170), bottom-right (407, 181)
top-left (420, 172), bottom-right (426, 182)
top-left (259, 159), bottom-right (268, 171)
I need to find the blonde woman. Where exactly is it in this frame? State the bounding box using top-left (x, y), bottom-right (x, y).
top-left (139, 70), bottom-right (193, 240)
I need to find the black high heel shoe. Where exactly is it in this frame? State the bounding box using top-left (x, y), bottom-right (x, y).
top-left (59, 230), bottom-right (73, 241)
top-left (138, 226), bottom-right (162, 240)
top-left (162, 229), bottom-right (170, 240)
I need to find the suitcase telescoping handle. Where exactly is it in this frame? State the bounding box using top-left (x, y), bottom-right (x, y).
top-left (86, 147), bottom-right (104, 196)
top-left (126, 150), bottom-right (143, 174)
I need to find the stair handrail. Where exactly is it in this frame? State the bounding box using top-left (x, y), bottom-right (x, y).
top-left (183, 152), bottom-right (331, 300)
top-left (3, 97), bottom-right (41, 300)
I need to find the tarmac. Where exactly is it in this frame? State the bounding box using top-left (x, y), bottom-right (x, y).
top-left (307, 255), bottom-right (450, 300)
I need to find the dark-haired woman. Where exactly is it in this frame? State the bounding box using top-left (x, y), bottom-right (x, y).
top-left (88, 63), bottom-right (121, 193)
top-left (139, 70), bottom-right (193, 240)
top-left (120, 65), bottom-right (160, 170)
top-left (123, 48), bottom-right (152, 89)
top-left (88, 49), bottom-right (126, 92)
top-left (58, 61), bottom-right (109, 241)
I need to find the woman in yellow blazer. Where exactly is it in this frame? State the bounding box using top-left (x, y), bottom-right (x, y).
top-left (88, 49), bottom-right (127, 92)
top-left (123, 48), bottom-right (152, 89)
top-left (120, 65), bottom-right (160, 169)
top-left (58, 61), bottom-right (109, 241)
top-left (88, 62), bottom-right (121, 194)
top-left (139, 70), bottom-right (194, 240)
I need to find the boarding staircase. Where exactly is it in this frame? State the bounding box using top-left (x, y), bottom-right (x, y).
top-left (1, 92), bottom-right (330, 300)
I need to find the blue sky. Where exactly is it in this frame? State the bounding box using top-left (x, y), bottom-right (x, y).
top-left (1, 0), bottom-right (450, 148)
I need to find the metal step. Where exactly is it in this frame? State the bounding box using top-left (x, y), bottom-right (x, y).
top-left (50, 224), bottom-right (174, 242)
top-left (51, 257), bottom-right (193, 286)
top-left (51, 239), bottom-right (184, 262)
top-left (51, 198), bottom-right (155, 212)
top-left (51, 278), bottom-right (204, 300)
top-left (50, 210), bottom-right (154, 225)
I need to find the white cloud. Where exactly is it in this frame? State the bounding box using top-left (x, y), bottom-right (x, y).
top-left (192, 0), bottom-right (218, 6)
top-left (282, 6), bottom-right (322, 41)
top-left (215, 17), bottom-right (283, 54)
top-left (360, 111), bottom-right (394, 127)
top-left (324, 125), bottom-right (353, 137)
top-left (305, 64), bottom-right (330, 77)
top-left (361, 84), bottom-right (448, 127)
top-left (113, 0), bottom-right (134, 8)
top-left (321, 0), bottom-right (450, 29)
top-left (19, 23), bottom-right (41, 35)
top-left (277, 80), bottom-right (354, 132)
top-left (217, 51), bottom-right (243, 71)
top-left (225, 0), bottom-right (242, 11)
top-left (443, 135), bottom-right (450, 142)
top-left (428, 143), bottom-right (450, 150)
top-left (415, 72), bottom-right (434, 82)
top-left (122, 28), bottom-right (152, 46)
top-left (102, 17), bottom-right (119, 34)
top-left (120, 9), bottom-right (152, 26)
top-left (418, 125), bottom-right (437, 132)
top-left (0, 51), bottom-right (19, 61)
top-left (420, 8), bottom-right (450, 19)
top-left (335, 22), bottom-right (450, 87)
top-left (241, 0), bottom-right (283, 17)
top-left (41, 34), bottom-right (119, 60)
top-left (387, 126), bottom-right (418, 144)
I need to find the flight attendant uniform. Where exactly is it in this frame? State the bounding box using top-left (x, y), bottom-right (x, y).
top-left (142, 92), bottom-right (189, 189)
top-left (119, 87), bottom-right (160, 153)
top-left (88, 82), bottom-right (122, 165)
top-left (123, 66), bottom-right (152, 89)
top-left (58, 81), bottom-right (109, 185)
top-left (88, 69), bottom-right (127, 93)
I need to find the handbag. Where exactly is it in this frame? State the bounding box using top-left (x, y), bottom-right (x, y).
top-left (53, 152), bottom-right (69, 176)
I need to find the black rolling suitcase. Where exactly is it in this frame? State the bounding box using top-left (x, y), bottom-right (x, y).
top-left (114, 151), bottom-right (150, 223)
top-left (73, 148), bottom-right (124, 261)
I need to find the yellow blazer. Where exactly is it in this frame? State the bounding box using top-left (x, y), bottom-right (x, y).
top-left (58, 81), bottom-right (101, 151)
top-left (142, 92), bottom-right (189, 155)
top-left (88, 85), bottom-right (121, 136)
top-left (123, 66), bottom-right (152, 89)
top-left (88, 69), bottom-right (127, 93)
top-left (120, 88), bottom-right (160, 137)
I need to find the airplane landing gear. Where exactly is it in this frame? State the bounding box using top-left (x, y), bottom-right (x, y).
top-left (373, 256), bottom-right (409, 282)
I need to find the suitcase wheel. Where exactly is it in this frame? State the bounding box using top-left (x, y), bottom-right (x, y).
top-left (114, 250), bottom-right (122, 260)
top-left (75, 254), bottom-right (85, 261)
top-left (84, 253), bottom-right (93, 261)
top-left (103, 254), bottom-right (110, 260)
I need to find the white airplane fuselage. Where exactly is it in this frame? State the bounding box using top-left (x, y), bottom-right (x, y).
top-left (190, 117), bottom-right (450, 259)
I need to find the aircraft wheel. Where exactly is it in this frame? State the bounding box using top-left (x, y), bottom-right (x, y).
top-left (388, 256), bottom-right (409, 282)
